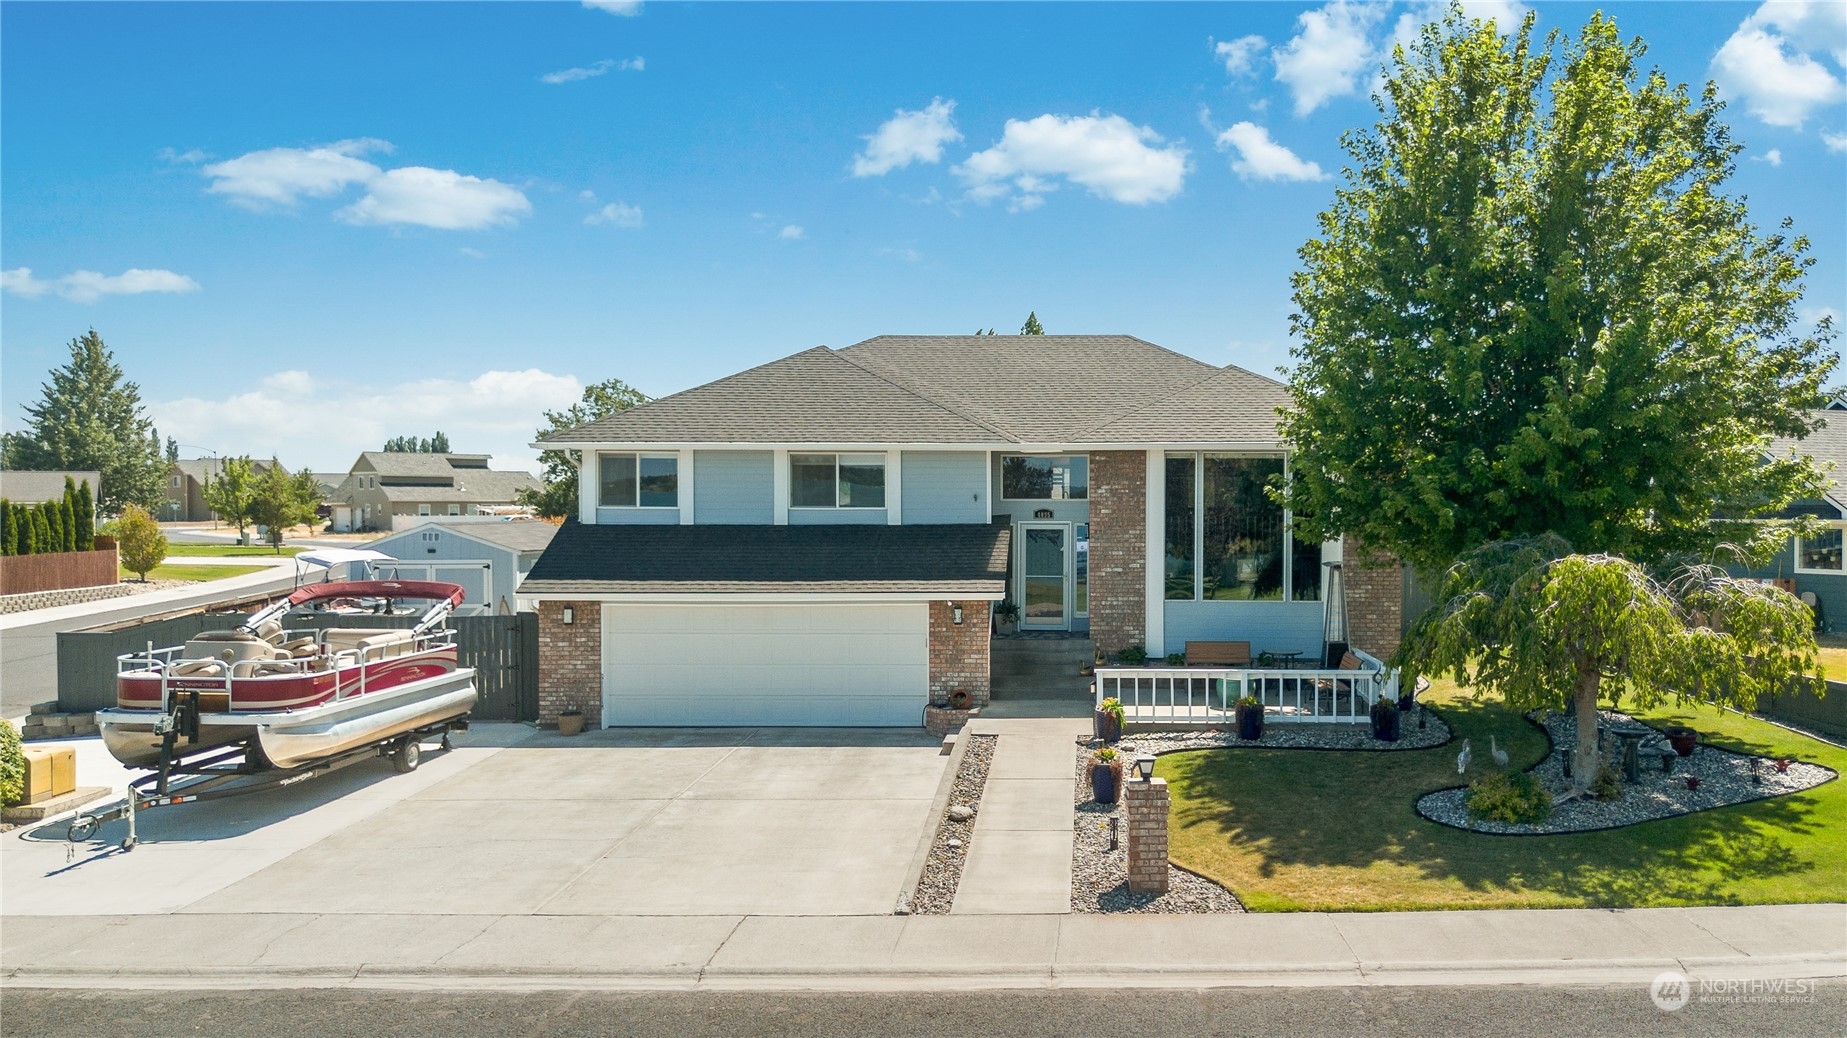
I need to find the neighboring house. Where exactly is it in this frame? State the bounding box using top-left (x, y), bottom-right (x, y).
top-left (1741, 411), bottom-right (1847, 630)
top-left (0, 470), bottom-right (100, 510)
top-left (363, 518), bottom-right (557, 613)
top-left (522, 335), bottom-right (1404, 729)
top-left (161, 457), bottom-right (280, 522)
top-left (326, 453), bottom-right (540, 533)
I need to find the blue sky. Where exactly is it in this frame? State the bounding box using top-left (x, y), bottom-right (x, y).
top-left (3, 1), bottom-right (1843, 473)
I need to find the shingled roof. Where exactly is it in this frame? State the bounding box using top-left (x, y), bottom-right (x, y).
top-left (542, 335), bottom-right (1286, 447)
top-left (520, 520), bottom-right (1010, 595)
top-left (1769, 410), bottom-right (1847, 515)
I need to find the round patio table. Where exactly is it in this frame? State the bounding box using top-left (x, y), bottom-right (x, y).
top-left (1268, 650), bottom-right (1304, 669)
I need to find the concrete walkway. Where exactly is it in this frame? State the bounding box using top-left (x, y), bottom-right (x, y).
top-left (5, 904), bottom-right (1840, 991)
top-left (952, 717), bottom-right (1089, 914)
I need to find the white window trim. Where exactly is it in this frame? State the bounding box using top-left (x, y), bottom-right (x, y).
top-left (998, 453), bottom-right (1090, 502)
top-left (788, 452), bottom-right (888, 510)
top-left (597, 451), bottom-right (682, 510)
top-left (1794, 521), bottom-right (1847, 575)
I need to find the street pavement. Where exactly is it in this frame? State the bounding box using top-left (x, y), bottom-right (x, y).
top-left (6, 982), bottom-right (1842, 1038)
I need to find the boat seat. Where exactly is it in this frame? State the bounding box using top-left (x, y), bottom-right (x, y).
top-left (289, 645), bottom-right (320, 659)
top-left (255, 620), bottom-right (284, 645)
top-left (356, 631), bottom-right (416, 659)
top-left (171, 660), bottom-right (226, 677)
top-left (281, 635), bottom-right (317, 652)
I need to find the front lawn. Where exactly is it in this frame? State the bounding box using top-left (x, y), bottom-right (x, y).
top-left (121, 563), bottom-right (269, 583)
top-left (1161, 679), bottom-right (1846, 912)
top-left (164, 543), bottom-right (303, 558)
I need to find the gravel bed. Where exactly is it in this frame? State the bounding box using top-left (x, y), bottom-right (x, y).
top-left (906, 733), bottom-right (997, 915)
top-left (1123, 709), bottom-right (1452, 755)
top-left (1069, 745), bottom-right (1244, 914)
top-left (1418, 709), bottom-right (1838, 834)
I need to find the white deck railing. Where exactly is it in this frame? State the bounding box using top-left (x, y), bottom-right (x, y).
top-left (1095, 649), bottom-right (1401, 724)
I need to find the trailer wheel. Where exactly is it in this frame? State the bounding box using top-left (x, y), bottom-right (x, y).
top-left (392, 738), bottom-right (421, 773)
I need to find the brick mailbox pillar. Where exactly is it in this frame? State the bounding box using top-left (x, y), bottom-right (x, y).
top-left (1123, 776), bottom-right (1170, 895)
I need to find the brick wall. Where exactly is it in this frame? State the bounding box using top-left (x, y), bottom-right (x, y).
top-left (929, 600), bottom-right (991, 708)
top-left (1342, 539), bottom-right (1403, 659)
top-left (1088, 450), bottom-right (1146, 657)
top-left (537, 600), bottom-right (602, 727)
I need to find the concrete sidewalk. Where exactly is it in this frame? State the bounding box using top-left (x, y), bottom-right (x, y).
top-left (3, 903), bottom-right (1840, 991)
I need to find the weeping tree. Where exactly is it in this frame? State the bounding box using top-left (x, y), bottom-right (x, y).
top-left (1408, 536), bottom-right (1818, 788)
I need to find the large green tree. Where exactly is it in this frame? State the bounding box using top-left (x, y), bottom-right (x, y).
top-left (1278, 9), bottom-right (1835, 576)
top-left (1020, 312), bottom-right (1044, 335)
top-left (248, 461), bottom-right (321, 552)
top-left (202, 456), bottom-right (258, 543)
top-left (3, 330), bottom-right (168, 515)
top-left (522, 377), bottom-right (649, 518)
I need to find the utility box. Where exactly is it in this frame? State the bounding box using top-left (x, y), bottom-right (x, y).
top-left (22, 745), bottom-right (77, 803)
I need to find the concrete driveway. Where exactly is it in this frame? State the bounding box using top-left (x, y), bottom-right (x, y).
top-left (2, 725), bottom-right (948, 918)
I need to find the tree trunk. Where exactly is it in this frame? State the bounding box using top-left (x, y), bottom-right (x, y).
top-left (1571, 671), bottom-right (1602, 790)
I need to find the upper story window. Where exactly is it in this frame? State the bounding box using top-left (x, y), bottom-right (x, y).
top-left (599, 452), bottom-right (679, 508)
top-left (1001, 455), bottom-right (1087, 500)
top-left (1164, 453), bottom-right (1322, 602)
top-left (792, 453), bottom-right (885, 508)
top-left (1797, 528), bottom-right (1844, 573)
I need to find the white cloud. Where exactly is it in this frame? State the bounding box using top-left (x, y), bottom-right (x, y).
top-left (1825, 131), bottom-right (1847, 152)
top-left (1274, 0), bottom-right (1386, 116)
top-left (779, 225), bottom-right (805, 240)
top-left (1390, 0), bottom-right (1529, 54)
top-left (1214, 35), bottom-right (1268, 78)
top-left (150, 368), bottom-right (584, 474)
top-left (879, 246), bottom-right (923, 263)
top-left (2, 267), bottom-right (201, 303)
top-left (1712, 2), bottom-right (1847, 129)
top-left (157, 147), bottom-right (208, 165)
top-left (954, 112), bottom-right (1189, 209)
top-left (335, 167), bottom-right (531, 230)
top-left (583, 0), bottom-right (642, 15)
top-left (540, 57), bottom-right (644, 84)
top-left (1215, 122), bottom-right (1329, 181)
top-left (201, 138), bottom-right (390, 207)
top-left (852, 98), bottom-right (963, 177)
top-left (1753, 147), bottom-right (1785, 166)
top-left (585, 201), bottom-right (644, 227)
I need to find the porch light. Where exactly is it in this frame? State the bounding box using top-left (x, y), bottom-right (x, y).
top-left (1134, 755), bottom-right (1157, 782)
top-left (952, 604), bottom-right (964, 626)
top-left (562, 606), bottom-right (574, 625)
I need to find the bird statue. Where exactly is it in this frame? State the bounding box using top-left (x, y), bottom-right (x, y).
top-left (1456, 739), bottom-right (1472, 775)
top-left (1490, 735), bottom-right (1509, 769)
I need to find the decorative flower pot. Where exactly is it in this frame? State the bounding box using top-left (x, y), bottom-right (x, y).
top-left (1776, 758), bottom-right (1791, 774)
top-left (1685, 776), bottom-right (1701, 791)
top-left (1370, 701), bottom-right (1400, 743)
top-left (948, 689), bottom-right (971, 711)
top-left (1236, 704), bottom-right (1264, 741)
top-left (1662, 725), bottom-right (1698, 757)
top-left (557, 712), bottom-right (585, 736)
top-left (1094, 710), bottom-right (1123, 744)
top-left (1090, 763), bottom-right (1121, 805)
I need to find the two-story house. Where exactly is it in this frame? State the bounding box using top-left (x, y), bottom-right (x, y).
top-left (162, 458), bottom-right (281, 523)
top-left (327, 452), bottom-right (540, 533)
top-left (522, 335), bottom-right (1404, 729)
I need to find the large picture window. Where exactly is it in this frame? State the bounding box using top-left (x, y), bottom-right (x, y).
top-left (1797, 528), bottom-right (1845, 573)
top-left (1164, 453), bottom-right (1322, 602)
top-left (1001, 455), bottom-right (1088, 500)
top-left (791, 453), bottom-right (886, 508)
top-left (599, 453), bottom-right (679, 508)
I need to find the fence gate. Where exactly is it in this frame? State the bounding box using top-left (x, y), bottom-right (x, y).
top-left (454, 613), bottom-right (538, 722)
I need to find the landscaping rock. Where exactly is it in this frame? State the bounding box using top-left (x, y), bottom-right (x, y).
top-left (909, 733), bottom-right (997, 915)
top-left (1418, 708), bottom-right (1837, 834)
top-left (948, 804), bottom-right (975, 822)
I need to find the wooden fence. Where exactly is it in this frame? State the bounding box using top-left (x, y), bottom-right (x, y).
top-left (0, 545), bottom-right (118, 595)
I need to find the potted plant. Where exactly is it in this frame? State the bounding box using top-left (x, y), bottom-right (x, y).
top-left (1369, 697), bottom-right (1400, 742)
top-left (1234, 695), bottom-right (1264, 741)
top-left (994, 600), bottom-right (1020, 636)
top-left (947, 688), bottom-right (971, 711)
top-left (1089, 746), bottom-right (1125, 805)
top-left (1095, 696), bottom-right (1125, 743)
top-left (557, 700), bottom-right (585, 736)
top-left (1118, 644), bottom-right (1149, 667)
top-left (1661, 725), bottom-right (1698, 756)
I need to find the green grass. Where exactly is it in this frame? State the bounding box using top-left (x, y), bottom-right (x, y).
top-left (121, 563), bottom-right (270, 583)
top-left (1161, 679), bottom-right (1846, 912)
top-left (163, 543), bottom-right (303, 558)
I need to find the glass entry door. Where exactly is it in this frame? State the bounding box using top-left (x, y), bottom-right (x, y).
top-left (1019, 522), bottom-right (1070, 630)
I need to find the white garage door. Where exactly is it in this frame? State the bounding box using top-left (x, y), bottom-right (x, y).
top-left (601, 603), bottom-right (929, 727)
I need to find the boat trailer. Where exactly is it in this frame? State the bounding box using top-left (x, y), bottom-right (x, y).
top-left (67, 699), bottom-right (469, 852)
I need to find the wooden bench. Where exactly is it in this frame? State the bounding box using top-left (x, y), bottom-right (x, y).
top-left (1184, 640), bottom-right (1252, 667)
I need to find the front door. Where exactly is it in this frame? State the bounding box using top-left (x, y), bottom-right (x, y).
top-left (1018, 522), bottom-right (1070, 630)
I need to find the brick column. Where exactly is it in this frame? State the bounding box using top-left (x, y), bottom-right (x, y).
top-left (537, 600), bottom-right (602, 727)
top-left (1342, 539), bottom-right (1403, 660)
top-left (929, 600), bottom-right (991, 708)
top-left (1088, 450), bottom-right (1146, 657)
top-left (1123, 776), bottom-right (1170, 895)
